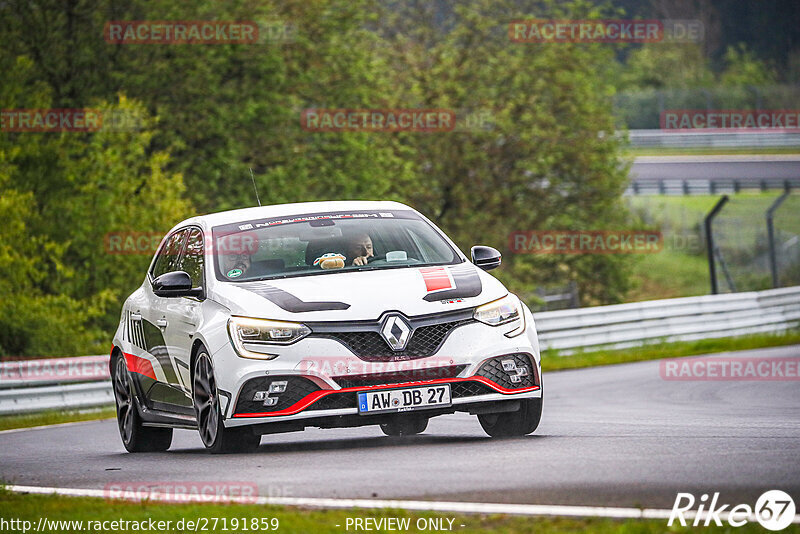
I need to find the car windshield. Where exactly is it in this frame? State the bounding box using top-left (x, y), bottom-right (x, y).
top-left (211, 210), bottom-right (461, 282)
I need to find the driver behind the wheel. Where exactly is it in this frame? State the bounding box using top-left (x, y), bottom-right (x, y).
top-left (345, 232), bottom-right (374, 266)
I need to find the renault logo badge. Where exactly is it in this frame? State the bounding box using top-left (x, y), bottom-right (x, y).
top-left (380, 315), bottom-right (412, 351)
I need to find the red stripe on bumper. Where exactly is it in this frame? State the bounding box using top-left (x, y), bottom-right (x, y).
top-left (233, 376), bottom-right (539, 418)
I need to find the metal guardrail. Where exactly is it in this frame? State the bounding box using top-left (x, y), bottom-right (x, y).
top-left (627, 129), bottom-right (800, 148)
top-left (0, 356), bottom-right (112, 416)
top-left (1, 286), bottom-right (798, 414)
top-left (535, 286), bottom-right (800, 353)
top-left (0, 381), bottom-right (113, 416)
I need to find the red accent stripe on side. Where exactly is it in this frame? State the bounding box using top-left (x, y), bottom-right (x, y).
top-left (123, 352), bottom-right (157, 380)
top-left (232, 376), bottom-right (540, 418)
top-left (420, 266), bottom-right (454, 292)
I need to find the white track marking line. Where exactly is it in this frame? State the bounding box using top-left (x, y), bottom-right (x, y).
top-left (6, 485), bottom-right (799, 523)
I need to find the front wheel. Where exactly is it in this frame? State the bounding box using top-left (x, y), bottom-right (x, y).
top-left (113, 355), bottom-right (172, 452)
top-left (478, 397), bottom-right (542, 438)
top-left (193, 350), bottom-right (260, 454)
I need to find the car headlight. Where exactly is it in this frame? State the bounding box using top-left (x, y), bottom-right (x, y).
top-left (473, 294), bottom-right (526, 337)
top-left (228, 316), bottom-right (311, 359)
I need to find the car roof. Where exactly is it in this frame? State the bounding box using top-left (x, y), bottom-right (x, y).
top-left (171, 200), bottom-right (416, 233)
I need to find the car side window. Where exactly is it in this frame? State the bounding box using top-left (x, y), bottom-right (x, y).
top-left (151, 229), bottom-right (188, 279)
top-left (179, 228), bottom-right (204, 288)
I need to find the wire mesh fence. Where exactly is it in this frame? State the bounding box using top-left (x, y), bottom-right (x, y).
top-left (629, 192), bottom-right (800, 297)
top-left (772, 193), bottom-right (800, 288)
top-left (710, 193), bottom-right (800, 293)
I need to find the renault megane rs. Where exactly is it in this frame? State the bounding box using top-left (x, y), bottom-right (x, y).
top-left (110, 201), bottom-right (542, 453)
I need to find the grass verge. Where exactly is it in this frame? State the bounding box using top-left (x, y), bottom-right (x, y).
top-left (542, 331), bottom-right (800, 372)
top-left (1, 490), bottom-right (797, 533)
top-left (0, 407), bottom-right (115, 432)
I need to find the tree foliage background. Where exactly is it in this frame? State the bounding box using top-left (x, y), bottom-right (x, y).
top-left (0, 0), bottom-right (791, 356)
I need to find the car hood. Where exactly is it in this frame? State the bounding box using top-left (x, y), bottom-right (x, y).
top-left (210, 263), bottom-right (507, 322)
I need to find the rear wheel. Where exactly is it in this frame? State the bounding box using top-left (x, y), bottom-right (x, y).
top-left (193, 350), bottom-right (260, 454)
top-left (478, 397), bottom-right (542, 438)
top-left (113, 355), bottom-right (172, 452)
top-left (380, 415), bottom-right (428, 436)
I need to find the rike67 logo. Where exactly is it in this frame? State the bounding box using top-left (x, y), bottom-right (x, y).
top-left (669, 490), bottom-right (796, 530)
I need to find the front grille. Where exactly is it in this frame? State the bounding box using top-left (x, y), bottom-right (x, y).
top-left (234, 376), bottom-right (320, 415)
top-left (476, 353), bottom-right (537, 389)
top-left (333, 365), bottom-right (467, 389)
top-left (310, 379), bottom-right (494, 411)
top-left (451, 381), bottom-right (495, 398)
top-left (315, 319), bottom-right (473, 361)
top-left (236, 375), bottom-right (513, 416)
top-left (306, 392), bottom-right (359, 411)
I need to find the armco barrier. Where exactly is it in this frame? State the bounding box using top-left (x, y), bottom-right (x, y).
top-left (0, 381), bottom-right (113, 416)
top-left (0, 286), bottom-right (798, 414)
top-left (0, 356), bottom-right (112, 416)
top-left (535, 286), bottom-right (800, 353)
top-left (627, 129), bottom-right (800, 148)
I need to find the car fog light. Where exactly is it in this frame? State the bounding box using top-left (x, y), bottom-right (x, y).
top-left (263, 397), bottom-right (279, 407)
top-left (500, 358), bottom-right (529, 384)
top-left (269, 381), bottom-right (288, 394)
top-left (253, 391), bottom-right (268, 401)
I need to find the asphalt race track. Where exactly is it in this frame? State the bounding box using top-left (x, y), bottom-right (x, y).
top-left (630, 155), bottom-right (800, 182)
top-left (1, 345), bottom-right (799, 509)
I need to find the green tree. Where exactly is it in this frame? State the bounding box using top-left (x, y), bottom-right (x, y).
top-left (619, 44), bottom-right (714, 90)
top-left (0, 58), bottom-right (190, 355)
top-left (378, 0), bottom-right (635, 304)
top-left (719, 43), bottom-right (776, 87)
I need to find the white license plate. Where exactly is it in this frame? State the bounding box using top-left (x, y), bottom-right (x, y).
top-left (358, 385), bottom-right (452, 415)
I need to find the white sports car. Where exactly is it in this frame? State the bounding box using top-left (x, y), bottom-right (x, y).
top-left (111, 201), bottom-right (542, 453)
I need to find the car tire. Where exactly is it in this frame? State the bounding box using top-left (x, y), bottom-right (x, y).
top-left (113, 355), bottom-right (173, 452)
top-left (193, 350), bottom-right (261, 454)
top-left (478, 397), bottom-right (542, 438)
top-left (380, 416), bottom-right (429, 436)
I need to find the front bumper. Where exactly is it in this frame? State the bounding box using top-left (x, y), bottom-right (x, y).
top-left (224, 352), bottom-right (540, 427)
top-left (214, 306), bottom-right (542, 428)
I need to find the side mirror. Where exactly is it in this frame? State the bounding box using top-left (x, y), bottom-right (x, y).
top-left (471, 245), bottom-right (501, 271)
top-left (153, 271), bottom-right (203, 298)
